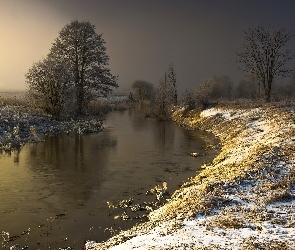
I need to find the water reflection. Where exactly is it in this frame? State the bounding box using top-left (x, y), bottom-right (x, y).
top-left (24, 131), bottom-right (117, 203)
top-left (0, 149), bottom-right (21, 164)
top-left (153, 121), bottom-right (175, 153)
top-left (0, 109), bottom-right (218, 248)
top-left (128, 108), bottom-right (176, 153)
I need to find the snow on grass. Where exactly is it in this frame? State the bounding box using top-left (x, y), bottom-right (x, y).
top-left (87, 104), bottom-right (295, 250)
top-left (0, 104), bottom-right (104, 151)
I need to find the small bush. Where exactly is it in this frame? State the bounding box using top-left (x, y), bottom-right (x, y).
top-left (0, 93), bottom-right (28, 107)
top-left (88, 100), bottom-right (112, 115)
top-left (88, 97), bottom-right (130, 116)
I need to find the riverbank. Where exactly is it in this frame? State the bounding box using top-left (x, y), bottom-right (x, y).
top-left (0, 91), bottom-right (132, 151)
top-left (0, 104), bottom-right (104, 151)
top-left (86, 103), bottom-right (295, 249)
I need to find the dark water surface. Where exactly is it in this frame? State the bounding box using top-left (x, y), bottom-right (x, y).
top-left (0, 109), bottom-right (218, 249)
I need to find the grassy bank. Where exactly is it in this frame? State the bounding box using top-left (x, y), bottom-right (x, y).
top-left (86, 103), bottom-right (295, 249)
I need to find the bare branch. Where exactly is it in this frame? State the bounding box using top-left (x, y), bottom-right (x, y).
top-left (236, 24), bottom-right (293, 102)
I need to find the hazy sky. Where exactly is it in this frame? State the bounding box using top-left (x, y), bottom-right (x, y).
top-left (1, 0), bottom-right (295, 94)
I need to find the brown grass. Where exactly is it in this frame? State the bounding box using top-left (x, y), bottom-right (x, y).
top-left (211, 216), bottom-right (246, 229)
top-left (0, 96), bottom-right (28, 107)
top-left (241, 236), bottom-right (289, 250)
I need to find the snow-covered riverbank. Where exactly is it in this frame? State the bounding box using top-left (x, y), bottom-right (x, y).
top-left (86, 104), bottom-right (295, 249)
top-left (0, 104), bottom-right (103, 151)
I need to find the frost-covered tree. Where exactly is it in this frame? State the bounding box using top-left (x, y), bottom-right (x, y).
top-left (195, 78), bottom-right (214, 109)
top-left (154, 74), bottom-right (175, 118)
top-left (153, 64), bottom-right (178, 118)
top-left (50, 20), bottom-right (118, 114)
top-left (194, 75), bottom-right (232, 109)
top-left (26, 56), bottom-right (71, 120)
top-left (182, 89), bottom-right (196, 109)
top-left (131, 80), bottom-right (154, 102)
top-left (166, 64), bottom-right (177, 105)
top-left (236, 24), bottom-right (293, 102)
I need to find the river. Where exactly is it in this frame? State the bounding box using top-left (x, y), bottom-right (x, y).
top-left (0, 109), bottom-right (218, 249)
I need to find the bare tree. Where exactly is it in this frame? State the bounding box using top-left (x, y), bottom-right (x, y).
top-left (26, 56), bottom-right (71, 120)
top-left (236, 24), bottom-right (293, 102)
top-left (50, 20), bottom-right (118, 114)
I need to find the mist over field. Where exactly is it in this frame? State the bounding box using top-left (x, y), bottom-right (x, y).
top-left (1, 0), bottom-right (295, 95)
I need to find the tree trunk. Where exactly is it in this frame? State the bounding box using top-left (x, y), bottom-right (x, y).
top-left (174, 90), bottom-right (178, 106)
top-left (76, 83), bottom-right (84, 115)
top-left (265, 91), bottom-right (271, 102)
top-left (265, 82), bottom-right (272, 102)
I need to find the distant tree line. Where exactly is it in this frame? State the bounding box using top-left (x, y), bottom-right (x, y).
top-left (181, 24), bottom-right (295, 110)
top-left (26, 20), bottom-right (118, 120)
top-left (179, 75), bottom-right (231, 110)
top-left (131, 64), bottom-right (178, 119)
top-left (131, 24), bottom-right (295, 118)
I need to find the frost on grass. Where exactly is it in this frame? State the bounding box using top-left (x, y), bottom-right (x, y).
top-left (0, 105), bottom-right (104, 151)
top-left (87, 103), bottom-right (295, 250)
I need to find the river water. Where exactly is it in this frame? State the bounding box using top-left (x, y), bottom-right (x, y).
top-left (0, 109), bottom-right (218, 249)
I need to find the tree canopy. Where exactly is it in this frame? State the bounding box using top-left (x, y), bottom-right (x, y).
top-left (50, 20), bottom-right (118, 114)
top-left (26, 20), bottom-right (118, 117)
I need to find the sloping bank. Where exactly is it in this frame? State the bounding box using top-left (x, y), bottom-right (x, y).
top-left (86, 105), bottom-right (295, 250)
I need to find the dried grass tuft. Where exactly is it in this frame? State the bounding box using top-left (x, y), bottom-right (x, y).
top-left (211, 216), bottom-right (246, 229)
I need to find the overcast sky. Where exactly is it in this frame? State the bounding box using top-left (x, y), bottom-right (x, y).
top-left (1, 0), bottom-right (295, 94)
